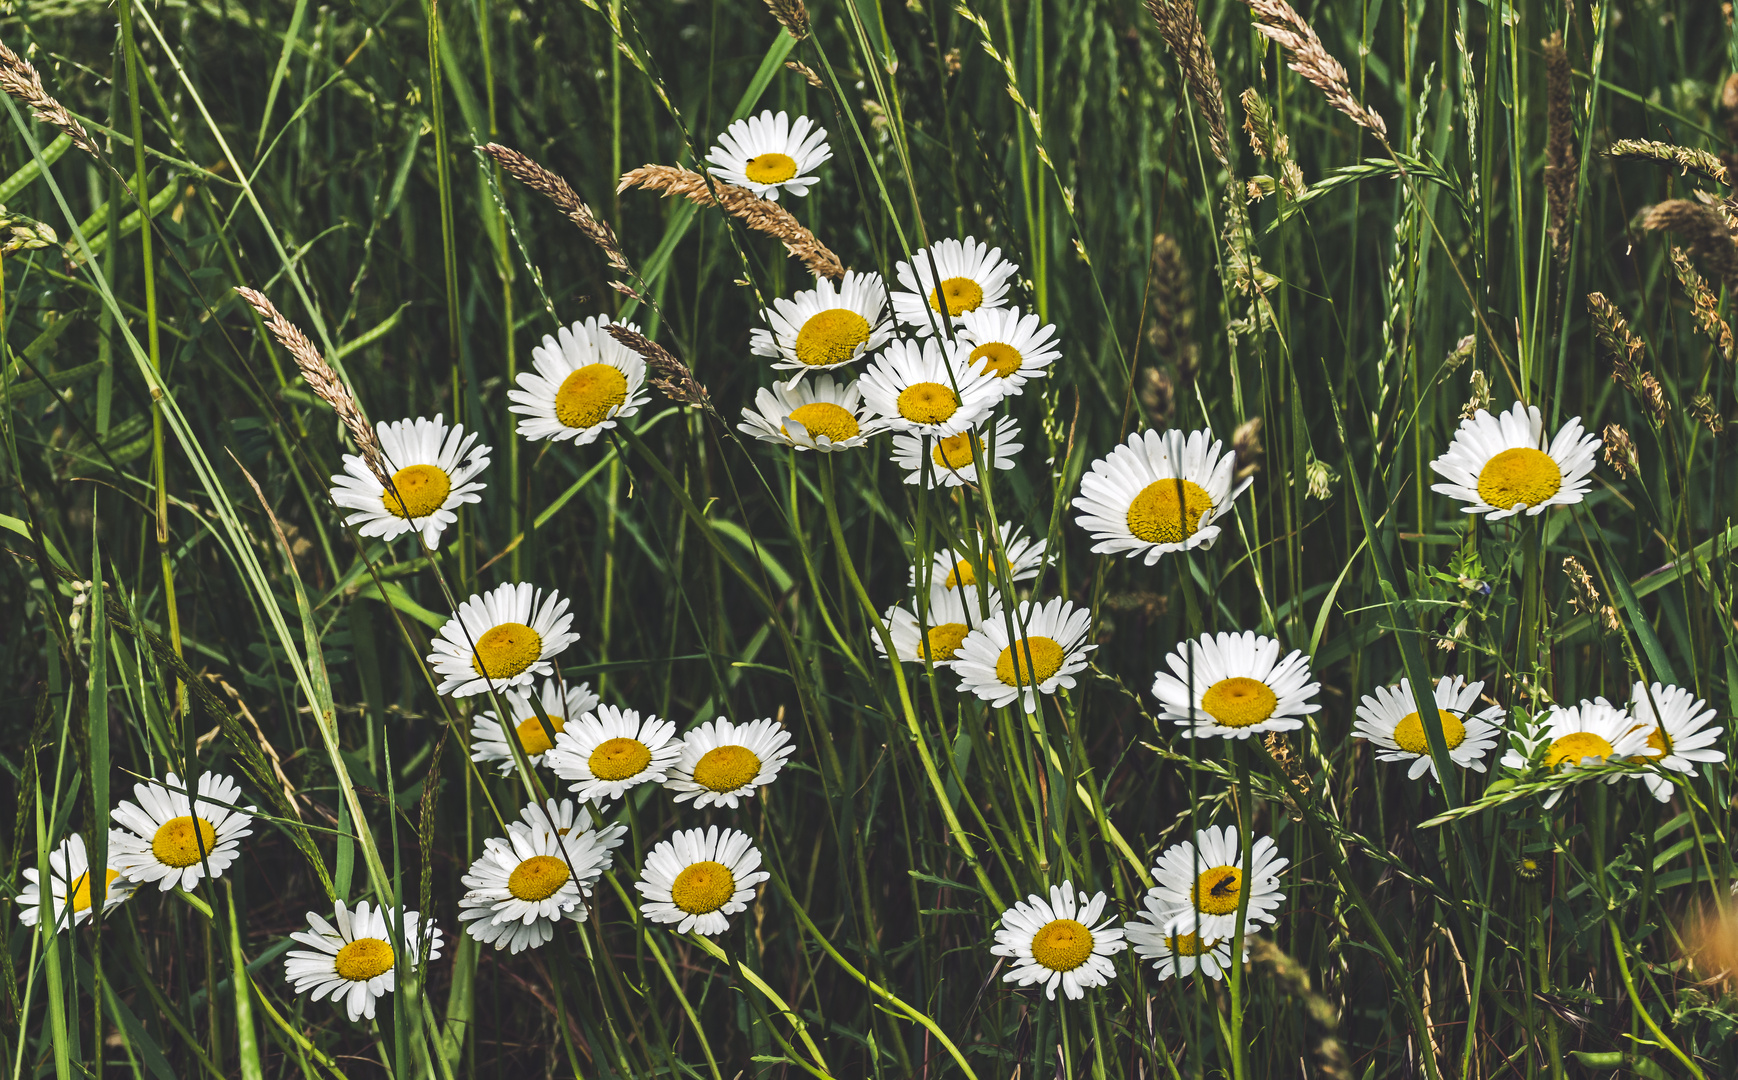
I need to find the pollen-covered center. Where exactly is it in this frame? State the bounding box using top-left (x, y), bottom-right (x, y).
top-left (794, 309), bottom-right (872, 367)
top-left (69, 868), bottom-right (123, 914)
top-left (671, 860), bottom-right (736, 914)
top-left (969, 341), bottom-right (1024, 378)
top-left (1645, 725), bottom-right (1673, 758)
top-left (381, 463), bottom-right (452, 520)
top-left (554, 363), bottom-right (628, 430)
top-left (932, 432), bottom-right (981, 471)
top-left (995, 636), bottom-right (1066, 688)
top-left (1475, 447), bottom-right (1563, 510)
top-left (896, 381), bottom-right (961, 425)
top-left (1127, 479), bottom-right (1214, 545)
top-left (1545, 731), bottom-right (1615, 769)
top-left (692, 745), bottom-right (762, 793)
top-left (1191, 866), bottom-right (1243, 915)
top-left (470, 622), bottom-right (543, 681)
top-left (1200, 677), bottom-right (1278, 729)
top-left (507, 855), bottom-right (571, 901)
top-left (1030, 918), bottom-right (1095, 972)
top-left (334, 937), bottom-right (395, 982)
top-left (589, 737), bottom-right (653, 781)
top-left (514, 714), bottom-right (566, 756)
top-left (1393, 710), bottom-right (1468, 755)
top-left (928, 276), bottom-right (985, 316)
top-left (744, 152), bottom-right (799, 185)
top-left (922, 622), bottom-right (971, 662)
top-left (785, 401), bottom-right (860, 443)
top-left (1166, 931), bottom-right (1205, 957)
top-left (151, 816), bottom-right (218, 868)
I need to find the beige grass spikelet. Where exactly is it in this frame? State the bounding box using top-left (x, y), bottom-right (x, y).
top-left (1640, 199), bottom-right (1738, 289)
top-left (603, 323), bottom-right (715, 416)
top-left (1607, 139), bottom-right (1729, 189)
top-left (1238, 0), bottom-right (1387, 138)
top-left (481, 142), bottom-right (629, 272)
top-left (0, 37), bottom-right (104, 164)
top-left (618, 164), bottom-right (845, 280)
top-left (1144, 0), bottom-right (1231, 168)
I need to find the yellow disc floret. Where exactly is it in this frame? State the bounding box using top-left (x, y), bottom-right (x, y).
top-left (589, 737), bottom-right (653, 781)
top-left (334, 938), bottom-right (395, 982)
top-left (514, 714), bottom-right (566, 756)
top-left (744, 152), bottom-right (799, 185)
top-left (1392, 710), bottom-right (1468, 755)
top-left (896, 382), bottom-right (961, 425)
top-left (932, 432), bottom-right (981, 471)
top-left (995, 636), bottom-right (1066, 688)
top-left (1030, 918), bottom-right (1095, 972)
top-left (1200, 677), bottom-right (1279, 729)
top-left (785, 402), bottom-right (860, 443)
top-left (968, 341), bottom-right (1024, 378)
top-left (1127, 479), bottom-right (1214, 545)
top-left (692, 745), bottom-right (762, 793)
top-left (928, 276), bottom-right (985, 316)
top-left (507, 855), bottom-right (571, 902)
top-left (151, 816), bottom-right (218, 869)
top-left (923, 622), bottom-right (971, 662)
top-left (670, 861), bottom-right (736, 914)
top-left (794, 309), bottom-right (872, 367)
top-left (554, 363), bottom-right (629, 430)
top-left (381, 464), bottom-right (452, 520)
top-left (1191, 866), bottom-right (1243, 915)
top-left (470, 622), bottom-right (543, 681)
top-left (1545, 731), bottom-right (1615, 769)
top-left (1475, 447), bottom-right (1562, 510)
top-left (68, 868), bottom-right (122, 914)
top-left (1166, 931), bottom-right (1205, 957)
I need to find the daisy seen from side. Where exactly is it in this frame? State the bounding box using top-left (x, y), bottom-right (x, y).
top-left (1123, 894), bottom-right (1243, 982)
top-left (909, 518), bottom-right (1048, 593)
top-left (16, 833), bottom-right (136, 931)
top-left (705, 110), bottom-right (831, 200)
top-left (737, 372), bottom-right (881, 452)
top-left (1628, 681), bottom-right (1726, 803)
top-left (545, 705), bottom-right (682, 803)
top-left (508, 316), bottom-right (651, 446)
top-left (328, 415), bottom-right (489, 549)
top-left (108, 772), bottom-right (255, 892)
top-left (470, 677), bottom-right (599, 776)
top-left (857, 336), bottom-right (1000, 439)
top-left (1500, 698), bottom-right (1651, 808)
top-left (1074, 427), bottom-right (1250, 564)
top-left (1429, 402), bottom-right (1600, 519)
top-left (890, 237), bottom-right (1018, 335)
top-left (664, 717), bottom-right (795, 809)
top-left (890, 414), bottom-right (1022, 488)
top-left (990, 883), bottom-right (1126, 1001)
top-left (1144, 825), bottom-right (1289, 941)
top-left (636, 826), bottom-right (770, 936)
top-left (749, 271), bottom-right (893, 385)
top-left (952, 597), bottom-right (1095, 714)
top-left (954, 306), bottom-right (1059, 398)
top-left (285, 901), bottom-right (442, 1022)
top-left (876, 582), bottom-right (1003, 667)
top-left (427, 582), bottom-right (578, 699)
top-left (1352, 676), bottom-right (1505, 779)
top-left (1151, 631), bottom-right (1321, 740)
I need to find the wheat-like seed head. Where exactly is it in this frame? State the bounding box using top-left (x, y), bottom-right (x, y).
top-left (1144, 0), bottom-right (1231, 168)
top-left (482, 142), bottom-right (629, 272)
top-left (0, 37), bottom-right (104, 164)
top-left (603, 323), bottom-right (715, 416)
top-left (618, 164), bottom-right (845, 280)
top-left (1239, 0), bottom-right (1387, 138)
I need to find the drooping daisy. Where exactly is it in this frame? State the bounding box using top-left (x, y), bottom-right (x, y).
top-left (737, 373), bottom-right (881, 452)
top-left (109, 772), bottom-right (255, 892)
top-left (508, 316), bottom-right (652, 446)
top-left (876, 582), bottom-right (1003, 666)
top-left (990, 883), bottom-right (1126, 1001)
top-left (1151, 632), bottom-right (1321, 740)
top-left (749, 272), bottom-right (893, 385)
top-left (1499, 698), bottom-right (1651, 808)
top-left (427, 582), bottom-right (579, 699)
top-left (285, 901), bottom-right (443, 1022)
top-left (636, 826), bottom-right (770, 936)
top-left (470, 677), bottom-right (599, 776)
top-left (328, 415), bottom-right (490, 549)
top-left (1429, 402), bottom-right (1600, 519)
top-left (545, 705), bottom-right (682, 802)
top-left (857, 337), bottom-right (1001, 439)
top-left (890, 415), bottom-right (1022, 488)
top-left (952, 597), bottom-right (1096, 714)
top-left (1143, 825), bottom-right (1289, 941)
top-left (890, 237), bottom-right (1019, 335)
top-left (1352, 676), bottom-right (1505, 779)
top-left (1123, 896), bottom-right (1242, 982)
top-left (1074, 428), bottom-right (1250, 564)
top-left (16, 834), bottom-right (136, 931)
top-left (1628, 681), bottom-right (1726, 803)
top-left (664, 717), bottom-right (795, 809)
top-left (955, 306), bottom-right (1059, 397)
top-left (457, 820), bottom-right (624, 954)
top-left (705, 110), bottom-right (832, 200)
top-left (909, 519), bottom-right (1048, 593)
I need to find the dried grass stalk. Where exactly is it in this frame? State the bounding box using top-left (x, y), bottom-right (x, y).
top-left (785, 61), bottom-right (824, 88)
top-left (1669, 246), bottom-right (1736, 362)
top-left (1542, 32), bottom-right (1576, 263)
top-left (1239, 0), bottom-right (1387, 138)
top-left (618, 164), bottom-right (844, 280)
top-left (764, 0), bottom-right (810, 40)
top-left (1588, 291), bottom-right (1671, 426)
top-left (1601, 422), bottom-right (1637, 479)
top-left (604, 324), bottom-right (716, 415)
top-left (1607, 139), bottom-right (1730, 189)
top-left (1640, 199), bottom-right (1738, 289)
top-left (1562, 557), bottom-right (1620, 634)
top-left (1144, 0), bottom-right (1231, 168)
top-left (0, 37), bottom-right (104, 163)
top-left (482, 142), bottom-right (629, 272)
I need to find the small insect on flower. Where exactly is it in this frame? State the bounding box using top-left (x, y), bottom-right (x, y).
top-left (470, 677), bottom-right (599, 776)
top-left (328, 415), bottom-right (490, 549)
top-left (1151, 631), bottom-right (1321, 740)
top-left (285, 901), bottom-right (443, 1022)
top-left (1123, 894), bottom-right (1244, 982)
top-left (877, 581), bottom-right (1003, 666)
top-left (1429, 402), bottom-right (1601, 519)
top-left (856, 336), bottom-right (1001, 439)
top-left (909, 518), bottom-right (1047, 593)
top-left (890, 237), bottom-right (1019, 335)
top-left (15, 834), bottom-right (136, 931)
top-left (990, 883), bottom-right (1126, 1000)
top-left (508, 316), bottom-right (652, 446)
top-left (749, 271), bottom-right (894, 385)
top-left (1142, 825), bottom-right (1289, 941)
top-left (890, 415), bottom-right (1023, 489)
top-left (1500, 698), bottom-right (1652, 808)
top-left (636, 826), bottom-right (771, 936)
top-left (665, 717), bottom-right (795, 809)
top-left (737, 372), bottom-right (882, 452)
top-left (705, 110), bottom-right (832, 200)
top-left (951, 597), bottom-right (1096, 714)
top-left (953, 306), bottom-right (1061, 398)
top-left (546, 705), bottom-right (683, 803)
top-left (108, 772), bottom-right (255, 892)
top-left (1627, 681), bottom-right (1726, 803)
top-left (427, 582), bottom-right (579, 699)
top-left (458, 815), bottom-right (626, 954)
top-left (1073, 428), bottom-right (1251, 564)
top-left (1353, 676), bottom-right (1506, 779)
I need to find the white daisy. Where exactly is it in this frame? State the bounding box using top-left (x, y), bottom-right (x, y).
top-left (890, 237), bottom-right (1019, 335)
top-left (427, 582), bottom-right (579, 699)
top-left (1123, 894), bottom-right (1243, 982)
top-left (514, 797), bottom-right (613, 840)
top-left (1429, 402), bottom-right (1600, 519)
top-left (954, 306), bottom-right (1059, 398)
top-left (1352, 676), bottom-right (1505, 779)
top-left (457, 819), bottom-right (625, 954)
top-left (1074, 428), bottom-right (1250, 564)
top-left (749, 272), bottom-right (893, 385)
top-left (1628, 681), bottom-right (1726, 803)
top-left (664, 717), bottom-right (794, 809)
top-left (635, 826), bottom-right (770, 936)
top-left (908, 519), bottom-right (1048, 593)
top-left (1499, 698), bottom-right (1651, 808)
top-left (508, 316), bottom-right (652, 446)
top-left (737, 373), bottom-right (881, 452)
top-left (890, 415), bottom-right (1022, 488)
top-left (285, 901), bottom-right (442, 1022)
top-left (470, 677), bottom-right (599, 776)
top-left (328, 415), bottom-right (490, 549)
top-left (705, 110), bottom-right (831, 200)
top-left (15, 833), bottom-right (136, 931)
top-left (856, 337), bottom-right (1001, 439)
top-left (989, 883), bottom-right (1126, 1001)
top-left (109, 772), bottom-right (255, 892)
top-left (951, 597), bottom-right (1096, 714)
top-left (1144, 825), bottom-right (1289, 941)
top-left (545, 705), bottom-right (682, 803)
top-left (1151, 631), bottom-right (1321, 740)
top-left (876, 582), bottom-right (1004, 666)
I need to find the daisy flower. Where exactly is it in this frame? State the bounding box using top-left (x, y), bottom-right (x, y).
top-left (1500, 698), bottom-right (1651, 808)
top-left (890, 237), bottom-right (1019, 335)
top-left (990, 883), bottom-right (1126, 1001)
top-left (470, 677), bottom-right (599, 776)
top-left (546, 705), bottom-right (682, 802)
top-left (876, 582), bottom-right (1003, 666)
top-left (955, 306), bottom-right (1059, 398)
top-left (1123, 894), bottom-right (1243, 982)
top-left (427, 582), bottom-right (579, 699)
top-left (705, 110), bottom-right (831, 200)
top-left (952, 597), bottom-right (1096, 713)
top-left (1143, 825), bottom-right (1289, 941)
top-left (1628, 681), bottom-right (1726, 803)
top-left (109, 772), bottom-right (255, 891)
top-left (909, 519), bottom-right (1048, 593)
top-left (664, 717), bottom-right (794, 809)
top-left (508, 316), bottom-right (652, 446)
top-left (890, 415), bottom-right (1022, 488)
top-left (1074, 428), bottom-right (1250, 564)
top-left (1429, 402), bottom-right (1600, 519)
top-left (1151, 631), bottom-right (1321, 740)
top-left (857, 337), bottom-right (1000, 439)
top-left (1352, 676), bottom-right (1505, 779)
top-left (457, 820), bottom-right (625, 954)
top-left (636, 826), bottom-right (770, 936)
top-left (328, 415), bottom-right (489, 549)
top-left (285, 901), bottom-right (442, 1022)
top-left (16, 834), bottom-right (136, 931)
top-left (749, 271), bottom-right (893, 384)
top-left (737, 373), bottom-right (881, 452)
top-left (515, 797), bottom-right (613, 840)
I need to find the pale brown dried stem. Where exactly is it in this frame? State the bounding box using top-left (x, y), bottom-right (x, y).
top-left (604, 324), bottom-right (716, 416)
top-left (481, 142), bottom-right (629, 272)
top-left (1144, 0), bottom-right (1231, 168)
top-left (1239, 0), bottom-right (1387, 138)
top-left (618, 164), bottom-right (845, 280)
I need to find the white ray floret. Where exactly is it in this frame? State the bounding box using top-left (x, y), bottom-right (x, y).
top-left (457, 819), bottom-right (624, 954)
top-left (664, 717), bottom-right (795, 809)
top-left (749, 272), bottom-right (893, 385)
top-left (1151, 631), bottom-right (1321, 740)
top-left (546, 705), bottom-right (682, 803)
top-left (427, 582), bottom-right (579, 699)
top-left (738, 373), bottom-right (882, 452)
top-left (1353, 676), bottom-right (1505, 779)
top-left (857, 337), bottom-right (1000, 439)
top-left (514, 797), bottom-right (614, 841)
top-left (990, 883), bottom-right (1126, 1001)
top-left (1143, 825), bottom-right (1289, 941)
top-left (1429, 402), bottom-right (1600, 519)
top-left (876, 582), bottom-right (1003, 667)
top-left (1074, 428), bottom-right (1250, 564)
top-left (705, 110), bottom-right (832, 200)
top-left (890, 415), bottom-right (1022, 488)
top-left (285, 901), bottom-right (442, 1022)
top-left (328, 415), bottom-right (490, 548)
top-left (954, 306), bottom-right (1059, 397)
top-left (636, 826), bottom-right (770, 936)
top-left (909, 519), bottom-right (1047, 593)
top-left (1500, 698), bottom-right (1651, 808)
top-left (108, 772), bottom-right (255, 892)
top-left (470, 677), bottom-right (599, 776)
top-left (1123, 893), bottom-right (1243, 982)
top-left (952, 597), bottom-right (1096, 714)
top-left (1628, 681), bottom-right (1726, 803)
top-left (508, 316), bottom-right (652, 446)
top-left (15, 833), bottom-right (136, 931)
top-left (890, 237), bottom-right (1018, 335)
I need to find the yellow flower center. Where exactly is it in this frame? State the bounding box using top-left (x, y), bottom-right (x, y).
top-left (333, 937), bottom-right (395, 982)
top-left (150, 816), bottom-right (218, 868)
top-left (670, 860), bottom-right (736, 914)
top-left (784, 401), bottom-right (861, 443)
top-left (922, 622), bottom-right (970, 662)
top-left (588, 737), bottom-right (653, 781)
top-left (931, 432), bottom-right (981, 471)
top-left (896, 381), bottom-right (961, 425)
top-left (470, 622), bottom-right (543, 681)
top-left (1200, 677), bottom-right (1279, 729)
top-left (744, 152), bottom-right (798, 185)
top-left (1475, 447), bottom-right (1563, 510)
top-left (507, 855), bottom-right (571, 901)
top-left (1646, 726), bottom-right (1672, 757)
top-left (1127, 479), bottom-right (1214, 545)
top-left (941, 553), bottom-right (1008, 589)
top-left (1029, 918), bottom-right (1095, 972)
top-left (381, 463), bottom-right (452, 520)
top-left (1544, 731), bottom-right (1615, 769)
top-left (68, 868), bottom-right (123, 914)
top-left (1392, 710), bottom-right (1468, 756)
top-left (928, 276), bottom-right (985, 316)
top-left (554, 363), bottom-right (629, 430)
top-left (968, 341), bottom-right (1024, 378)
top-left (513, 714), bottom-right (566, 756)
top-left (1191, 866), bottom-right (1243, 915)
top-left (793, 309), bottom-right (872, 367)
top-left (1166, 931), bottom-right (1206, 957)
top-left (691, 745), bottom-right (762, 793)
top-left (995, 636), bottom-right (1066, 688)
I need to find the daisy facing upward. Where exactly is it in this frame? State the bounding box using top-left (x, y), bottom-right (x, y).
top-left (1142, 825), bottom-right (1289, 941)
top-left (737, 372), bottom-right (882, 453)
top-left (545, 705), bottom-right (683, 803)
top-left (1074, 427), bottom-right (1250, 564)
top-left (1151, 631), bottom-right (1321, 740)
top-left (1353, 676), bottom-right (1505, 779)
top-left (705, 110), bottom-right (832, 200)
top-left (877, 581), bottom-right (1003, 667)
top-left (951, 597), bottom-right (1095, 714)
top-left (954, 306), bottom-right (1060, 398)
top-left (108, 771), bottom-right (255, 892)
top-left (856, 336), bottom-right (1001, 440)
top-left (910, 518), bottom-right (1048, 593)
top-left (749, 271), bottom-right (893, 386)
top-left (890, 237), bottom-right (1018, 335)
top-left (637, 826), bottom-right (770, 936)
top-left (285, 900), bottom-right (442, 1022)
top-left (508, 316), bottom-right (651, 447)
top-left (1500, 698), bottom-right (1651, 808)
top-left (457, 815), bottom-right (626, 954)
top-left (990, 883), bottom-right (1126, 1000)
top-left (664, 716), bottom-right (795, 809)
top-left (890, 415), bottom-right (1023, 489)
top-left (1123, 892), bottom-right (1244, 983)
top-left (1429, 401), bottom-right (1600, 519)
top-left (427, 582), bottom-right (579, 699)
top-left (328, 414), bottom-right (489, 549)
